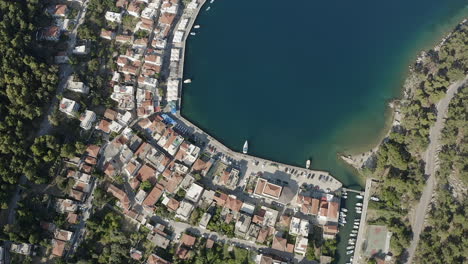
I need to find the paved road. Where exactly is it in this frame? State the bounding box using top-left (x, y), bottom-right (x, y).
top-left (65, 177), bottom-right (96, 258)
top-left (3, 2), bottom-right (89, 263)
top-left (404, 76), bottom-right (467, 264)
top-left (351, 178), bottom-right (372, 264)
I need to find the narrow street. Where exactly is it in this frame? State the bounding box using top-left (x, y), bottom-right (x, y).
top-left (404, 76), bottom-right (467, 264)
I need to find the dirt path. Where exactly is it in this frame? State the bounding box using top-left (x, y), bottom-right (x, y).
top-left (405, 76), bottom-right (467, 264)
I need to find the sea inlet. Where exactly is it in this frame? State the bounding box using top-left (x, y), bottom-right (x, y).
top-left (181, 0), bottom-right (468, 189)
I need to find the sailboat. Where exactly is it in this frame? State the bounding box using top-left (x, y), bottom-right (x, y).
top-left (306, 159), bottom-right (311, 169)
top-left (243, 140), bottom-right (248, 154)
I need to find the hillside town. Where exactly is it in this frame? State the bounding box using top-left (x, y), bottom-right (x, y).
top-left (0, 0), bottom-right (356, 264)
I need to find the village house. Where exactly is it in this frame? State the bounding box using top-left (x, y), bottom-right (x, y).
top-left (100, 29), bottom-right (114, 40)
top-left (10, 243), bottom-right (33, 256)
top-left (80, 110), bottom-right (96, 130)
top-left (107, 184), bottom-right (131, 209)
top-left (105, 11), bottom-right (123, 23)
top-left (41, 26), bottom-right (61, 41)
top-left (67, 76), bottom-right (89, 94)
top-left (59, 97), bottom-right (79, 117)
top-left (50, 4), bottom-right (68, 17)
top-left (271, 236), bottom-right (294, 253)
top-left (146, 254), bottom-right (171, 264)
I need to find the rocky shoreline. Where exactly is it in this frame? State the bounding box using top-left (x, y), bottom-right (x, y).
top-left (340, 18), bottom-right (467, 171)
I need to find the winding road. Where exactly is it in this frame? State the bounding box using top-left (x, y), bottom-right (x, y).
top-left (405, 76), bottom-right (467, 264)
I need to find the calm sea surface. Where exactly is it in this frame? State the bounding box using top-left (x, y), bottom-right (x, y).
top-left (182, 0), bottom-right (467, 262)
top-left (182, 0), bottom-right (467, 189)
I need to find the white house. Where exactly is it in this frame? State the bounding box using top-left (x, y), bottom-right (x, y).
top-left (73, 44), bottom-right (89, 55)
top-left (185, 184), bottom-right (204, 203)
top-left (105, 11), bottom-right (123, 23)
top-left (67, 77), bottom-right (89, 94)
top-left (59, 98), bottom-right (79, 117)
top-left (80, 110), bottom-right (96, 130)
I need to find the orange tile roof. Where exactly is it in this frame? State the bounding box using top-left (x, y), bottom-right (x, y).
top-left (254, 178), bottom-right (267, 195)
top-left (272, 236), bottom-right (294, 253)
top-left (86, 145), bottom-right (100, 158)
top-left (147, 254), bottom-right (171, 264)
top-left (166, 198), bottom-right (180, 211)
top-left (262, 182), bottom-right (282, 199)
top-left (136, 164), bottom-right (157, 183)
top-left (52, 239), bottom-right (66, 256)
top-left (104, 109), bottom-right (118, 120)
top-left (98, 119), bottom-right (111, 133)
top-left (327, 201), bottom-right (339, 220)
top-left (224, 196), bottom-right (243, 212)
top-left (180, 234), bottom-right (196, 247)
top-left (143, 184), bottom-right (164, 207)
top-left (67, 213), bottom-right (78, 224)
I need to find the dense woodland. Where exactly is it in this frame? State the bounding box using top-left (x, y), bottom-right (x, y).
top-left (365, 22), bottom-right (468, 261)
top-left (414, 86), bottom-right (467, 264)
top-left (0, 1), bottom-right (59, 208)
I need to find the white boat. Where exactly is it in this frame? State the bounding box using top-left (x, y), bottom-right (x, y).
top-left (351, 230), bottom-right (358, 234)
top-left (350, 234), bottom-right (357, 237)
top-left (343, 196), bottom-right (348, 199)
top-left (353, 225), bottom-right (359, 229)
top-left (346, 246), bottom-right (354, 250)
top-left (356, 203), bottom-right (363, 206)
top-left (190, 32), bottom-right (196, 36)
top-left (210, 0), bottom-right (215, 3)
top-left (348, 239), bottom-right (356, 242)
top-left (341, 208), bottom-right (348, 212)
top-left (348, 241), bottom-right (355, 245)
top-left (346, 250), bottom-right (354, 255)
top-left (206, 6), bottom-right (211, 11)
top-left (194, 25), bottom-right (200, 29)
top-left (356, 195), bottom-right (363, 199)
top-left (370, 196), bottom-right (380, 201)
top-left (183, 79), bottom-right (192, 84)
top-left (339, 220), bottom-right (347, 224)
top-left (339, 222), bottom-right (345, 227)
top-left (243, 140), bottom-right (248, 154)
top-left (306, 159), bottom-right (311, 169)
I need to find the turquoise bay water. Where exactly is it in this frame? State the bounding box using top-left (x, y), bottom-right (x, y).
top-left (181, 1), bottom-right (467, 263)
top-left (182, 0), bottom-right (467, 189)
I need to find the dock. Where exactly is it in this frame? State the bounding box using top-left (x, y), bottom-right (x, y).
top-left (342, 188), bottom-right (364, 195)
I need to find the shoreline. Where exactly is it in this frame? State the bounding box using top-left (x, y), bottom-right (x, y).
top-left (171, 0), bottom-right (343, 186)
top-left (340, 18), bottom-right (468, 171)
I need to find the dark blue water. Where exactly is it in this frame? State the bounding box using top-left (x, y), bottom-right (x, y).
top-left (182, 1), bottom-right (467, 261)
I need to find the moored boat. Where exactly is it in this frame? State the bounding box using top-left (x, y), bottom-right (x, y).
top-left (243, 140), bottom-right (248, 154)
top-left (347, 250), bottom-right (354, 255)
top-left (190, 32), bottom-right (196, 36)
top-left (356, 195), bottom-right (363, 199)
top-left (194, 25), bottom-right (200, 29)
top-left (356, 202), bottom-right (363, 206)
top-left (306, 159), bottom-right (311, 169)
top-left (183, 79), bottom-right (192, 83)
top-left (341, 208), bottom-right (348, 212)
top-left (346, 246), bottom-right (354, 250)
